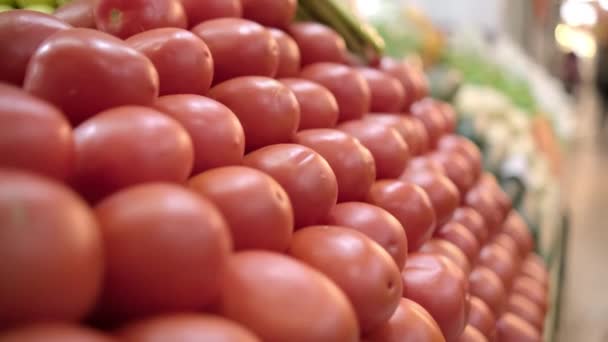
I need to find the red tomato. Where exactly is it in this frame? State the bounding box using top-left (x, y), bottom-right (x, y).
top-left (378, 57), bottom-right (427, 111)
top-left (410, 98), bottom-right (448, 149)
top-left (155, 95), bottom-right (244, 174)
top-left (420, 239), bottom-right (471, 275)
top-left (288, 22), bottom-right (347, 65)
top-left (457, 325), bottom-right (488, 342)
top-left (179, 0), bottom-right (242, 28)
top-left (94, 0), bottom-right (187, 39)
top-left (464, 187), bottom-right (503, 236)
top-left (0, 170), bottom-right (102, 328)
top-left (338, 120), bottom-right (410, 179)
top-left (270, 29), bottom-right (301, 78)
top-left (511, 276), bottom-right (549, 314)
top-left (189, 166), bottom-right (293, 251)
top-left (409, 116), bottom-right (431, 155)
top-left (502, 212), bottom-right (534, 258)
top-left (280, 78), bottom-right (339, 130)
top-left (294, 129), bottom-right (376, 202)
top-left (520, 255), bottom-right (549, 289)
top-left (401, 253), bottom-right (468, 341)
top-left (219, 251), bottom-right (360, 342)
top-left (0, 83), bottom-right (73, 180)
top-left (469, 266), bottom-right (507, 316)
top-left (366, 180), bottom-right (436, 252)
top-left (54, 0), bottom-right (95, 28)
top-left (493, 234), bottom-right (522, 265)
top-left (326, 202), bottom-right (408, 270)
top-left (364, 298), bottom-right (445, 342)
top-left (244, 144), bottom-right (337, 229)
top-left (451, 207), bottom-right (489, 246)
top-left (94, 183), bottom-right (231, 321)
top-left (478, 243), bottom-right (519, 290)
top-left (357, 67), bottom-right (405, 113)
top-left (289, 226), bottom-right (403, 333)
top-left (208, 76), bottom-right (300, 152)
top-left (496, 313), bottom-right (542, 342)
top-left (402, 170), bottom-right (460, 226)
top-left (242, 0), bottom-right (296, 28)
top-left (119, 314), bottom-right (260, 342)
top-left (192, 19), bottom-right (278, 84)
top-left (431, 151), bottom-right (476, 196)
top-left (364, 114), bottom-right (422, 156)
top-left (438, 101), bottom-right (457, 133)
top-left (438, 135), bottom-right (482, 180)
top-left (402, 156), bottom-right (446, 177)
top-left (436, 222), bottom-right (480, 264)
top-left (468, 296), bottom-right (496, 340)
top-left (126, 28), bottom-right (213, 96)
top-left (0, 324), bottom-right (114, 342)
top-left (478, 173), bottom-right (512, 218)
top-left (24, 28), bottom-right (159, 124)
top-left (0, 10), bottom-right (71, 86)
top-left (507, 294), bottom-right (544, 331)
top-left (300, 63), bottom-right (371, 122)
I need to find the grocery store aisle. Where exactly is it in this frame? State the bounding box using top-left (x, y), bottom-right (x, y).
top-left (558, 86), bottom-right (608, 342)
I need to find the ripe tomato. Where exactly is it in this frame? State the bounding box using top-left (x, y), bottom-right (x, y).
top-left (402, 156), bottom-right (446, 177)
top-left (280, 78), bottom-right (339, 130)
top-left (0, 10), bottom-right (70, 86)
top-left (420, 239), bottom-right (471, 275)
top-left (451, 207), bottom-right (489, 246)
top-left (520, 255), bottom-right (550, 289)
top-left (54, 0), bottom-right (95, 28)
top-left (478, 243), bottom-right (519, 290)
top-left (502, 212), bottom-right (534, 258)
top-left (469, 266), bottom-right (507, 316)
top-left (24, 28), bottom-right (159, 124)
top-left (338, 120), bottom-right (410, 179)
top-left (289, 226), bottom-right (403, 333)
top-left (401, 253), bottom-right (468, 341)
top-left (208, 76), bottom-right (300, 152)
top-left (364, 114), bottom-right (422, 156)
top-left (431, 150), bottom-right (476, 196)
top-left (0, 324), bottom-right (114, 342)
top-left (363, 298), bottom-right (445, 342)
top-left (438, 135), bottom-right (482, 180)
top-left (438, 101), bottom-right (457, 133)
top-left (189, 166), bottom-right (293, 251)
top-left (192, 19), bottom-right (278, 84)
top-left (493, 234), bottom-right (522, 265)
top-left (436, 222), bottom-right (480, 264)
top-left (94, 0), bottom-right (187, 39)
top-left (288, 22), bottom-right (347, 66)
top-left (242, 0), bottom-right (296, 28)
top-left (243, 144), bottom-right (337, 229)
top-left (457, 325), bottom-right (488, 342)
top-left (294, 129), bottom-right (376, 202)
top-left (270, 29), bottom-right (301, 78)
top-left (468, 296), bottom-right (496, 340)
top-left (94, 183), bottom-right (231, 321)
top-left (357, 67), bottom-right (405, 113)
top-left (155, 95), bottom-right (244, 174)
top-left (507, 294), bottom-right (544, 331)
top-left (478, 173), bottom-right (512, 218)
top-left (300, 63), bottom-right (371, 122)
top-left (179, 0), bottom-right (242, 28)
top-left (378, 57), bottom-right (424, 111)
top-left (511, 276), bottom-right (549, 314)
top-left (0, 170), bottom-right (102, 328)
top-left (410, 99), bottom-right (448, 149)
top-left (119, 314), bottom-right (260, 342)
top-left (402, 170), bottom-right (460, 226)
top-left (0, 83), bottom-right (73, 180)
top-left (409, 116), bottom-right (431, 155)
top-left (219, 251), bottom-right (359, 342)
top-left (367, 180), bottom-right (436, 252)
top-left (126, 28), bottom-right (213, 96)
top-left (326, 202), bottom-right (408, 270)
top-left (496, 313), bottom-right (542, 342)
top-left (464, 187), bottom-right (503, 236)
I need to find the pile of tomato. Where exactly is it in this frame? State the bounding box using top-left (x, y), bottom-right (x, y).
top-left (0, 0), bottom-right (550, 341)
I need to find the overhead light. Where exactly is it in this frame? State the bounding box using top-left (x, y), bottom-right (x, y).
top-left (600, 0), bottom-right (608, 10)
top-left (555, 23), bottom-right (597, 58)
top-left (560, 1), bottom-right (598, 26)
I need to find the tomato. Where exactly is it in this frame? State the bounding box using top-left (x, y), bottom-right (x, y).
top-left (270, 29), bottom-right (301, 78)
top-left (436, 222), bottom-right (480, 264)
top-left (431, 151), bottom-right (476, 197)
top-left (300, 63), bottom-right (370, 122)
top-left (378, 57), bottom-right (424, 111)
top-left (0, 170), bottom-right (102, 328)
top-left (0, 83), bottom-right (73, 180)
top-left (464, 187), bottom-right (503, 236)
top-left (469, 266), bottom-right (507, 316)
top-left (451, 207), bottom-right (489, 246)
top-left (280, 78), bottom-right (339, 130)
top-left (520, 255), bottom-right (549, 289)
top-left (94, 183), bottom-right (231, 321)
top-left (493, 234), bottom-right (522, 264)
top-left (71, 106), bottom-right (193, 202)
top-left (366, 180), bottom-right (436, 252)
top-left (0, 10), bottom-right (70, 86)
top-left (409, 116), bottom-right (431, 155)
top-left (24, 28), bottom-right (159, 124)
top-left (289, 226), bottom-right (402, 333)
top-left (420, 239), bottom-right (471, 275)
top-left (437, 101), bottom-right (457, 133)
top-left (288, 22), bottom-right (347, 66)
top-left (126, 28), bottom-right (213, 96)
top-left (468, 296), bottom-right (496, 340)
top-left (154, 95), bottom-right (244, 174)
top-left (219, 251), bottom-right (360, 342)
top-left (326, 202), bottom-right (407, 270)
top-left (496, 313), bottom-right (542, 342)
top-left (457, 325), bottom-right (487, 342)
top-left (363, 298), bottom-right (445, 342)
top-left (478, 243), bottom-right (519, 290)
top-left (401, 253), bottom-right (468, 341)
top-left (242, 0), bottom-right (296, 28)
top-left (54, 0), bottom-right (95, 28)
top-left (338, 120), bottom-right (409, 179)
top-left (410, 98), bottom-right (447, 149)
top-left (357, 67), bottom-right (405, 113)
top-left (0, 324), bottom-right (114, 342)
top-left (179, 0), bottom-right (242, 28)
top-left (189, 166), bottom-right (293, 251)
top-left (94, 0), bottom-right (186, 39)
top-left (511, 276), bottom-right (549, 314)
top-left (402, 170), bottom-right (460, 226)
top-left (243, 144), bottom-right (337, 229)
top-left (438, 135), bottom-right (482, 180)
top-left (507, 294), bottom-right (544, 331)
top-left (294, 129), bottom-right (376, 202)
top-left (364, 114), bottom-right (422, 155)
top-left (502, 212), bottom-right (534, 258)
top-left (119, 314), bottom-right (260, 342)
top-left (208, 76), bottom-right (299, 152)
top-left (402, 156), bottom-right (446, 177)
top-left (478, 174), bottom-right (512, 219)
top-left (192, 19), bottom-right (278, 84)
